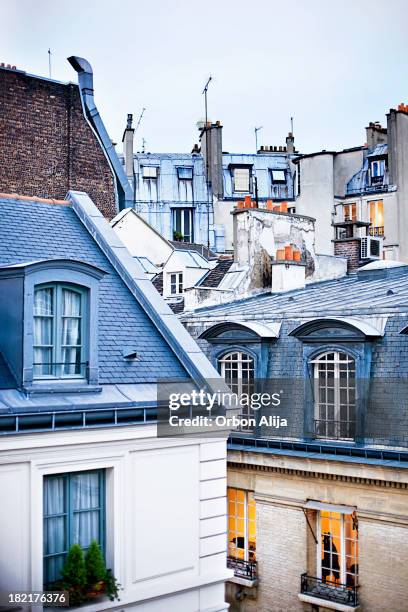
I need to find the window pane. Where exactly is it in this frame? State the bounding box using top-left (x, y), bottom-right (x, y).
top-left (34, 287), bottom-right (53, 316)
top-left (72, 472), bottom-right (100, 510)
top-left (234, 168), bottom-right (250, 192)
top-left (73, 510), bottom-right (100, 548)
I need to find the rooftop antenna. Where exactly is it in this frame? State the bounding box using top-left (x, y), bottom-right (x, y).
top-left (142, 138), bottom-right (146, 153)
top-left (202, 76), bottom-right (212, 249)
top-left (290, 116), bottom-right (294, 134)
top-left (48, 48), bottom-right (52, 78)
top-left (135, 107), bottom-right (146, 133)
top-left (255, 126), bottom-right (263, 153)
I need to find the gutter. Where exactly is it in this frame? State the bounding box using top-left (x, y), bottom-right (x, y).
top-left (67, 56), bottom-right (134, 211)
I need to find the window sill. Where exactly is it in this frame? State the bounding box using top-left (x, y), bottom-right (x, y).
top-left (298, 593), bottom-right (359, 611)
top-left (24, 382), bottom-right (102, 395)
top-left (228, 575), bottom-right (258, 588)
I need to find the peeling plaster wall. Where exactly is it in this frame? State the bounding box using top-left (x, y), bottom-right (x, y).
top-left (233, 209), bottom-right (316, 291)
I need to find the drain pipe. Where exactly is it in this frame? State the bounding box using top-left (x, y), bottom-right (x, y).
top-left (67, 56), bottom-right (134, 211)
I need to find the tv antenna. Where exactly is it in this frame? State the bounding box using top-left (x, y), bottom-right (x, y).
top-left (48, 48), bottom-right (52, 78)
top-left (202, 76), bottom-right (212, 249)
top-left (255, 126), bottom-right (263, 153)
top-left (135, 107), bottom-right (146, 133)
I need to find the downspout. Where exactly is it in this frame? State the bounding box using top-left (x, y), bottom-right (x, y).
top-left (67, 56), bottom-right (134, 211)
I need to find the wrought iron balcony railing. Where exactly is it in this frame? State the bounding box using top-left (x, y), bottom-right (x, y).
top-left (227, 556), bottom-right (257, 581)
top-left (300, 573), bottom-right (359, 607)
top-left (314, 419), bottom-right (356, 441)
top-left (369, 225), bottom-right (384, 237)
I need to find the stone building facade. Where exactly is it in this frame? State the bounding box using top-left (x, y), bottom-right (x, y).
top-left (181, 262), bottom-right (408, 612)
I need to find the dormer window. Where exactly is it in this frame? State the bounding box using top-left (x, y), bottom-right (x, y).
top-left (371, 159), bottom-right (385, 179)
top-left (177, 167), bottom-right (193, 180)
top-left (232, 167), bottom-right (251, 193)
top-left (0, 259), bottom-right (106, 390)
top-left (33, 283), bottom-right (87, 379)
top-left (271, 169), bottom-right (286, 184)
top-left (142, 166), bottom-right (158, 179)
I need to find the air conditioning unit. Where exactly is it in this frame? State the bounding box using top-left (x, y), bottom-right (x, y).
top-left (361, 236), bottom-right (382, 260)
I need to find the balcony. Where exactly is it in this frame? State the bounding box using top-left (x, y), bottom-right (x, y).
top-left (300, 573), bottom-right (359, 609)
top-left (314, 419), bottom-right (356, 441)
top-left (227, 556), bottom-right (257, 583)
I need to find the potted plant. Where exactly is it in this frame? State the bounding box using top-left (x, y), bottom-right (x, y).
top-left (59, 544), bottom-right (87, 606)
top-left (55, 541), bottom-right (121, 606)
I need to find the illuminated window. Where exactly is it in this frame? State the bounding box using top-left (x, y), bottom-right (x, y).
top-left (233, 167), bottom-right (251, 193)
top-left (342, 203), bottom-right (357, 222)
top-left (369, 200), bottom-right (384, 235)
top-left (312, 351), bottom-right (356, 440)
top-left (228, 488), bottom-right (256, 564)
top-left (318, 510), bottom-right (358, 588)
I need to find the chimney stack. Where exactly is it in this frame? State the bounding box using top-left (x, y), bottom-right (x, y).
top-left (122, 113), bottom-right (135, 179)
top-left (365, 122), bottom-right (387, 148)
top-left (199, 121), bottom-right (223, 198)
top-left (286, 132), bottom-right (295, 154)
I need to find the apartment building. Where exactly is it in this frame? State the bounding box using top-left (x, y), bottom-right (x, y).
top-left (181, 259), bottom-right (408, 612)
top-left (0, 191), bottom-right (230, 611)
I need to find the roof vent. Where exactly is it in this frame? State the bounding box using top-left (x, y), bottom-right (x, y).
top-left (357, 259), bottom-right (408, 280)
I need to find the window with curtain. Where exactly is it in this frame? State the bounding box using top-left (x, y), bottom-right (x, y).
top-left (312, 351), bottom-right (356, 440)
top-left (368, 199), bottom-right (384, 236)
top-left (43, 470), bottom-right (105, 587)
top-left (318, 510), bottom-right (358, 588)
top-left (33, 284), bottom-right (87, 379)
top-left (227, 488), bottom-right (256, 567)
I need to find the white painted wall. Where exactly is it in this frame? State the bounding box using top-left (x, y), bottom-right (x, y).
top-left (112, 209), bottom-right (172, 266)
top-left (0, 426), bottom-right (230, 611)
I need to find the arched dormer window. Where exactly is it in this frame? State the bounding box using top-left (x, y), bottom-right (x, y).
top-left (33, 283), bottom-right (88, 379)
top-left (311, 351), bottom-right (356, 440)
top-left (218, 351), bottom-right (255, 396)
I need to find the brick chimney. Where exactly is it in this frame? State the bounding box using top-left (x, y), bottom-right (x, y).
top-left (199, 121), bottom-right (223, 198)
top-left (122, 113), bottom-right (135, 180)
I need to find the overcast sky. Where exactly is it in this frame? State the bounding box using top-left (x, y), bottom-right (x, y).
top-left (3, 0), bottom-right (408, 155)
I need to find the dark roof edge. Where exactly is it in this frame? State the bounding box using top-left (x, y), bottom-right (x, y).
top-left (68, 191), bottom-right (223, 389)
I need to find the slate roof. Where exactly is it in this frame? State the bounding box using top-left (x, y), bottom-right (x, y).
top-left (198, 258), bottom-right (234, 288)
top-left (181, 265), bottom-right (408, 321)
top-left (170, 241), bottom-right (218, 260)
top-left (0, 194), bottom-right (189, 385)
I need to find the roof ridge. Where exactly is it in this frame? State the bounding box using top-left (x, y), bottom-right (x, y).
top-left (0, 192), bottom-right (69, 206)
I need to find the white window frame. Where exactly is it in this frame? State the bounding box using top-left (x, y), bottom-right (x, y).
top-left (311, 351), bottom-right (356, 440)
top-left (316, 510), bottom-right (359, 587)
top-left (142, 166), bottom-right (158, 179)
top-left (172, 208), bottom-right (194, 242)
top-left (169, 272), bottom-right (183, 295)
top-left (371, 159), bottom-right (385, 178)
top-left (33, 283), bottom-right (88, 380)
top-left (233, 167), bottom-right (251, 193)
top-left (227, 488), bottom-right (256, 564)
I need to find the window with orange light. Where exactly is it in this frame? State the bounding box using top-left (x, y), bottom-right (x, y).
top-left (369, 200), bottom-right (384, 234)
top-left (227, 488), bottom-right (256, 563)
top-left (319, 510), bottom-right (358, 587)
